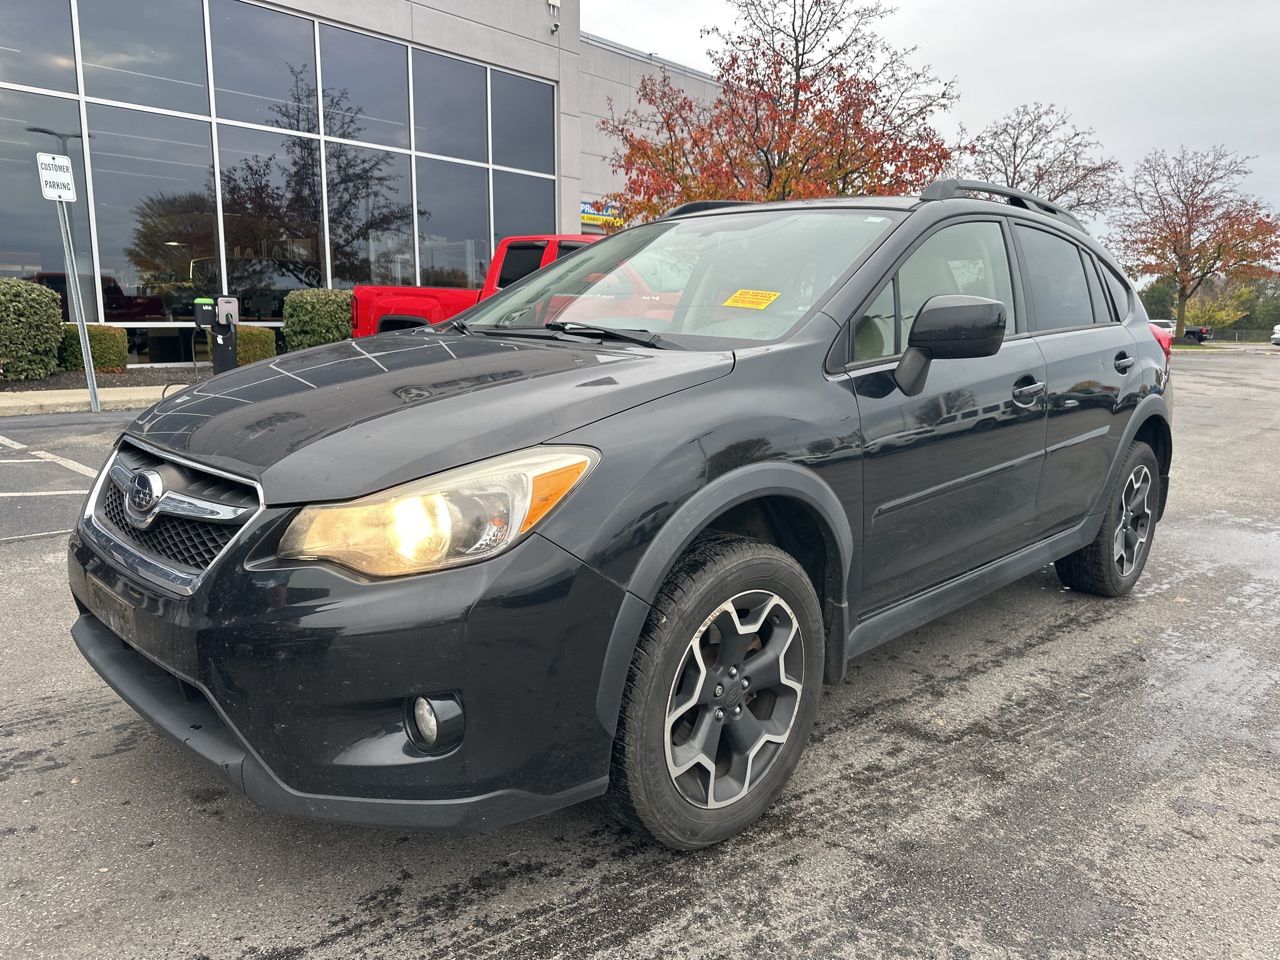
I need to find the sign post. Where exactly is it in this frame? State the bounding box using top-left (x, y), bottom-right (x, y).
top-left (37, 152), bottom-right (99, 413)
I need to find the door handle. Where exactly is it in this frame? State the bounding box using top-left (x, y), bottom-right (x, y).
top-left (1011, 380), bottom-right (1045, 405)
top-left (1114, 353), bottom-right (1135, 373)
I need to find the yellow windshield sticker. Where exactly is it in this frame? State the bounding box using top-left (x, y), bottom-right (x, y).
top-left (722, 289), bottom-right (781, 310)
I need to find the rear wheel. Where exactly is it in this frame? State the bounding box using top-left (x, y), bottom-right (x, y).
top-left (608, 534), bottom-right (823, 849)
top-left (1055, 441), bottom-right (1160, 597)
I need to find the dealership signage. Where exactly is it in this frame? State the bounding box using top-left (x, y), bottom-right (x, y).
top-left (37, 153), bottom-right (77, 202)
top-left (580, 199), bottom-right (622, 227)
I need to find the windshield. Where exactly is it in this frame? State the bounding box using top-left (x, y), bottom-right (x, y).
top-left (464, 208), bottom-right (903, 348)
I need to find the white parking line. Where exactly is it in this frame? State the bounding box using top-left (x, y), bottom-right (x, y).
top-left (0, 434), bottom-right (27, 450)
top-left (0, 458), bottom-right (45, 463)
top-left (30, 449), bottom-right (99, 478)
top-left (0, 491), bottom-right (89, 497)
top-left (0, 529), bottom-right (73, 544)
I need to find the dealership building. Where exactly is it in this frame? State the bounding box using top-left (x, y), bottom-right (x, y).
top-left (0, 0), bottom-right (715, 354)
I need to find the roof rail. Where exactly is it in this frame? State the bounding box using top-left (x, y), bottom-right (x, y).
top-left (920, 179), bottom-right (1086, 233)
top-left (662, 200), bottom-right (756, 218)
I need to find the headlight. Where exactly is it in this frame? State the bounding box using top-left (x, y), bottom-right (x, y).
top-left (278, 446), bottom-right (598, 577)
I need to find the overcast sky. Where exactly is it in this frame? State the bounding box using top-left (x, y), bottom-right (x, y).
top-left (581, 0), bottom-right (1280, 211)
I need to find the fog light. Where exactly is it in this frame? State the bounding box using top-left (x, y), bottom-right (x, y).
top-left (412, 696), bottom-right (438, 747)
top-left (407, 694), bottom-right (464, 753)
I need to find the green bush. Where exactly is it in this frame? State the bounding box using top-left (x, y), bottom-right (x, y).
top-left (282, 288), bottom-right (352, 351)
top-left (236, 324), bottom-right (277, 365)
top-left (58, 323), bottom-right (128, 373)
top-left (0, 278), bottom-right (64, 381)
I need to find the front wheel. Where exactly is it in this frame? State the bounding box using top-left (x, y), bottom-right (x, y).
top-left (1055, 440), bottom-right (1160, 597)
top-left (608, 534), bottom-right (824, 849)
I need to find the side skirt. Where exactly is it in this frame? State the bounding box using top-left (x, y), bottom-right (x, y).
top-left (842, 515), bottom-right (1100, 664)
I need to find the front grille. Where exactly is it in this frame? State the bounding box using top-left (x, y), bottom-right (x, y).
top-left (101, 481), bottom-right (235, 570)
top-left (90, 439), bottom-right (260, 578)
top-left (113, 444), bottom-right (258, 512)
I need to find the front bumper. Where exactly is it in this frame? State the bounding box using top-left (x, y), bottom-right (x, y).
top-left (69, 524), bottom-right (631, 830)
top-left (71, 613), bottom-right (604, 828)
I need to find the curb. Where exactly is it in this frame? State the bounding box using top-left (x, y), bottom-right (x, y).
top-left (0, 386), bottom-right (180, 417)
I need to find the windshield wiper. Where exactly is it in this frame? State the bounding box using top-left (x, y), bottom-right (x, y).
top-left (475, 321), bottom-right (682, 350)
top-left (544, 321), bottom-right (678, 349)
top-left (435, 317), bottom-right (472, 335)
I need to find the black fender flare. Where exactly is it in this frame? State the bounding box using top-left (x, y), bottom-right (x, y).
top-left (594, 461), bottom-right (854, 734)
top-left (1090, 393), bottom-right (1172, 525)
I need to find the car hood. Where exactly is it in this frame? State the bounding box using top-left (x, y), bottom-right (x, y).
top-left (126, 332), bottom-right (732, 503)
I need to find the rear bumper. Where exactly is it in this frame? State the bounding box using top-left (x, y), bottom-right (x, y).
top-left (72, 611), bottom-right (607, 830)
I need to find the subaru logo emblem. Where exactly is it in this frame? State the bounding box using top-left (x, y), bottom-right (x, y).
top-left (125, 470), bottom-right (164, 526)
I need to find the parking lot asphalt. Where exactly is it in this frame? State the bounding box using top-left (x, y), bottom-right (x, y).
top-left (2, 352), bottom-right (1278, 960)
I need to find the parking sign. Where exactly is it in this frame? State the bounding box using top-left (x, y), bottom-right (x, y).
top-left (36, 153), bottom-right (76, 202)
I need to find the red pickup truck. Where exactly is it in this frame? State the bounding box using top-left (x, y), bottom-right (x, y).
top-left (352, 234), bottom-right (597, 338)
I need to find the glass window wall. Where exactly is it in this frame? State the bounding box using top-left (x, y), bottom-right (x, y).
top-left (319, 25), bottom-right (409, 149)
top-left (0, 0), bottom-right (77, 93)
top-left (210, 0), bottom-right (317, 132)
top-left (493, 171), bottom-right (556, 241)
top-left (491, 70), bottom-right (554, 174)
top-left (0, 89), bottom-right (96, 322)
top-left (219, 124), bottom-right (324, 319)
top-left (79, 0), bottom-right (209, 114)
top-left (326, 142), bottom-right (414, 287)
top-left (412, 49), bottom-right (486, 162)
top-left (0, 2), bottom-right (557, 363)
top-left (417, 158), bottom-right (490, 287)
top-left (87, 104), bottom-right (220, 318)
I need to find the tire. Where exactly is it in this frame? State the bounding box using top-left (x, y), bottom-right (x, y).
top-left (1055, 440), bottom-right (1160, 597)
top-left (608, 533), bottom-right (824, 849)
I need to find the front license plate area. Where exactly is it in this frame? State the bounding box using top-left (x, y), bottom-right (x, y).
top-left (86, 573), bottom-right (137, 647)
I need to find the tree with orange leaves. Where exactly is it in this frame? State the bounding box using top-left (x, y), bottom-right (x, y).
top-left (1110, 146), bottom-right (1280, 336)
top-left (599, 0), bottom-right (956, 225)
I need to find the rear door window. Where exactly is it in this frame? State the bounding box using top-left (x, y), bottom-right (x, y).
top-left (496, 242), bottom-right (547, 288)
top-left (1015, 225), bottom-right (1093, 332)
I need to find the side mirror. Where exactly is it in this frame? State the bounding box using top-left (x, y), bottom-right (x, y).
top-left (894, 295), bottom-right (1007, 397)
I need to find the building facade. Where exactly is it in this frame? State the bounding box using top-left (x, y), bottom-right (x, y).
top-left (0, 0), bottom-right (714, 353)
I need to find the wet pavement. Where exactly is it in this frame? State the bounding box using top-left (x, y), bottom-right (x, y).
top-left (1, 352), bottom-right (1278, 959)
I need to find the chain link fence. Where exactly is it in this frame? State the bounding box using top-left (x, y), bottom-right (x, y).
top-left (1212, 328), bottom-right (1276, 342)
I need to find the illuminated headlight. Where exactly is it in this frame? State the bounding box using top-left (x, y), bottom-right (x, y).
top-left (278, 445), bottom-right (599, 577)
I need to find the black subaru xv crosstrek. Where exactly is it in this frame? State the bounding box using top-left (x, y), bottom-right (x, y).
top-left (70, 180), bottom-right (1172, 849)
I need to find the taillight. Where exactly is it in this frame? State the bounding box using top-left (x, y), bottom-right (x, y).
top-left (1149, 322), bottom-right (1172, 363)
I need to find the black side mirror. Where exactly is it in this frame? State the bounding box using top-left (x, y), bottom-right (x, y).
top-left (894, 295), bottom-right (1006, 397)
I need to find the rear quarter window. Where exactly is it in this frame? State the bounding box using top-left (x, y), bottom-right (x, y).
top-left (1102, 264), bottom-right (1132, 320)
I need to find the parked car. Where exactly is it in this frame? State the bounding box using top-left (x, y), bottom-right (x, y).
top-left (69, 180), bottom-right (1172, 849)
top-left (1271, 323), bottom-right (1280, 346)
top-left (351, 234), bottom-right (597, 337)
top-left (1183, 323), bottom-right (1213, 343)
top-left (1149, 319), bottom-right (1175, 334)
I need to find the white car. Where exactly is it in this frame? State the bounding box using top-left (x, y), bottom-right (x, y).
top-left (1272, 323), bottom-right (1280, 347)
top-left (1151, 319), bottom-right (1176, 334)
